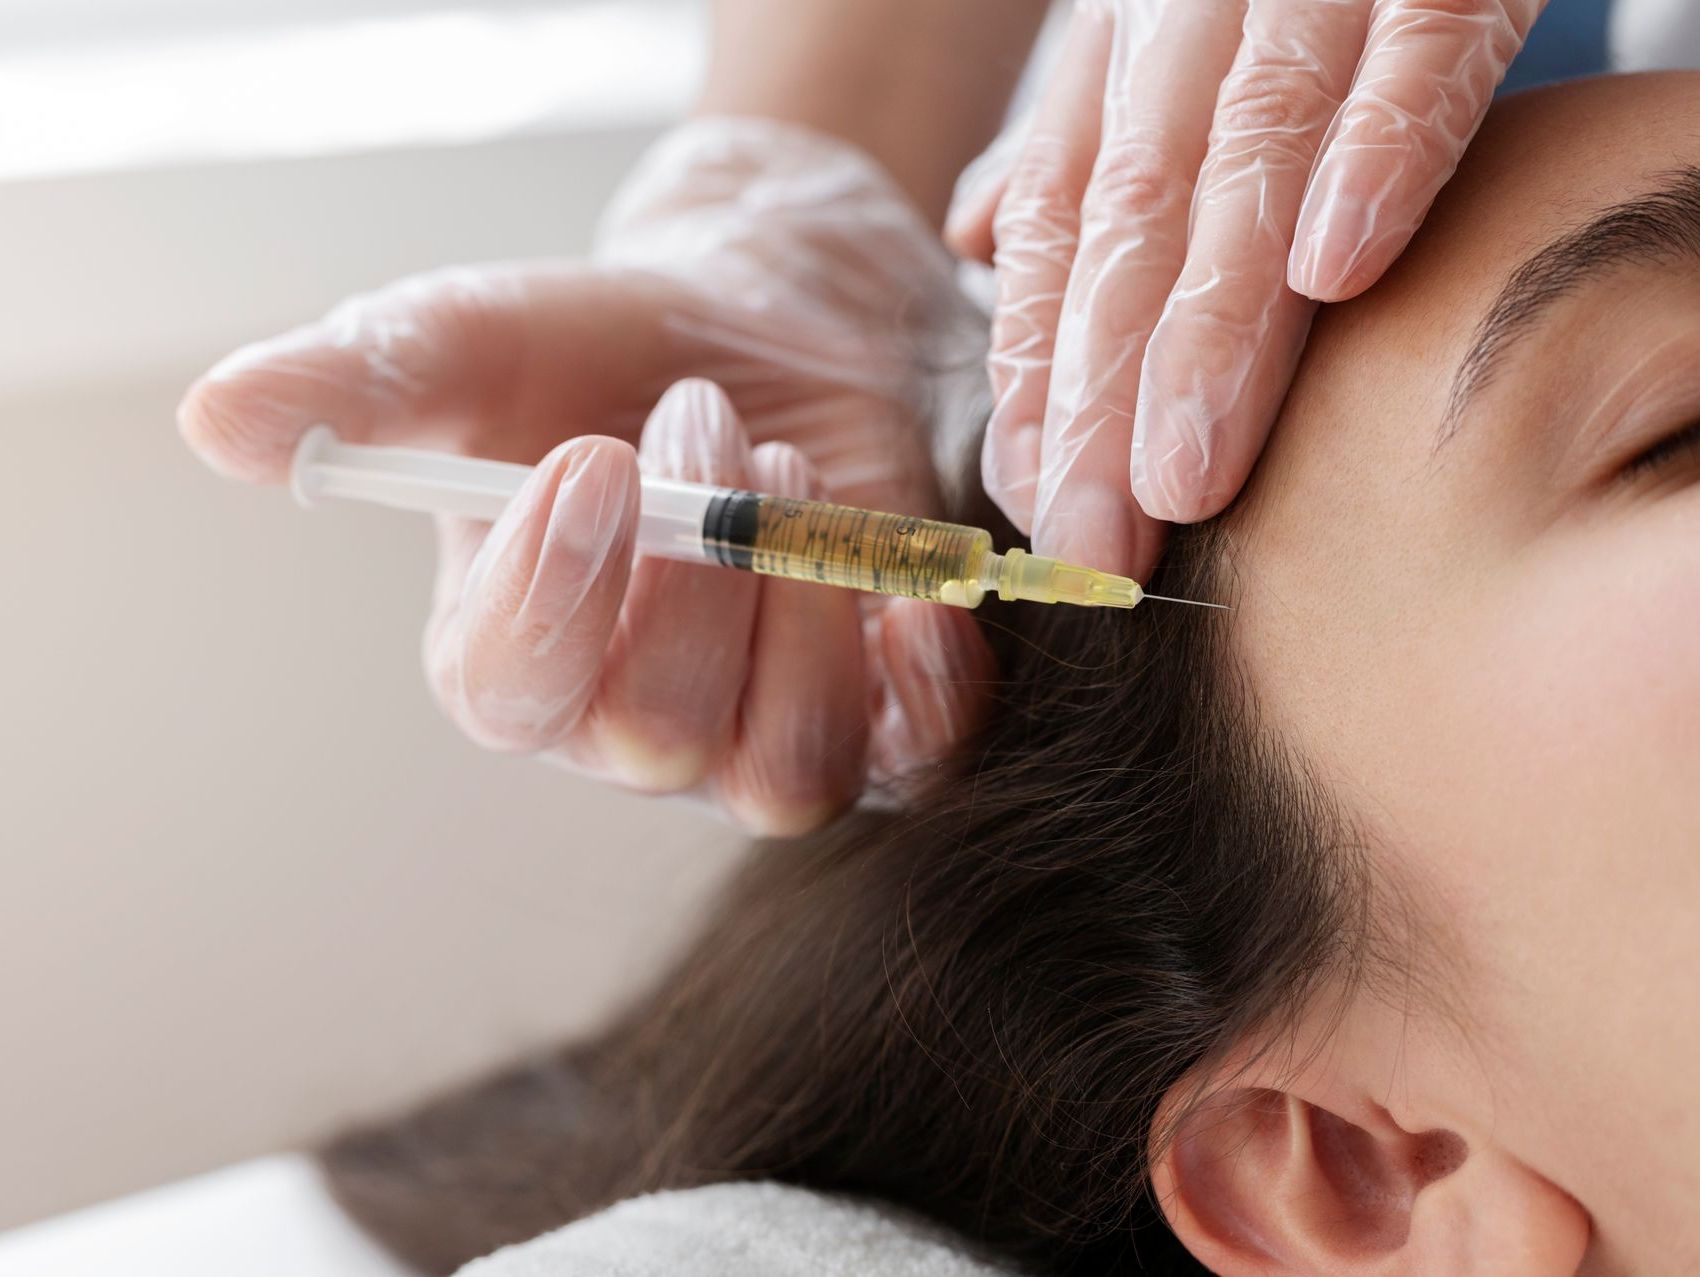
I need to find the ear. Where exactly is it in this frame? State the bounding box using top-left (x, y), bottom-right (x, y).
top-left (1149, 1086), bottom-right (1590, 1276)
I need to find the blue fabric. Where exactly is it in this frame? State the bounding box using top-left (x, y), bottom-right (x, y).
top-left (1502, 0), bottom-right (1612, 92)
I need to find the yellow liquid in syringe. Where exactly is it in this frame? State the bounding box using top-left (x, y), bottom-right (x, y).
top-left (701, 491), bottom-right (1143, 610)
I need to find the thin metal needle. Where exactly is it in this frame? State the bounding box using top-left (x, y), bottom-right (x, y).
top-left (1142, 592), bottom-right (1232, 611)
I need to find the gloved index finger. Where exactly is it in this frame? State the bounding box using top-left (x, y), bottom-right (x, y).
top-left (1129, 0), bottom-right (1366, 525)
top-left (590, 380), bottom-right (762, 793)
top-left (981, 1), bottom-right (1117, 533)
top-left (177, 266), bottom-right (535, 485)
top-left (1030, 0), bottom-right (1243, 567)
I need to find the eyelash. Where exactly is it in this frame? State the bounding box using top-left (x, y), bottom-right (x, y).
top-left (1625, 419), bottom-right (1700, 479)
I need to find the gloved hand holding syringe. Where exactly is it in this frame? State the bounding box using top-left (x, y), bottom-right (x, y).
top-left (293, 426), bottom-right (1221, 614)
top-left (179, 115), bottom-right (1009, 840)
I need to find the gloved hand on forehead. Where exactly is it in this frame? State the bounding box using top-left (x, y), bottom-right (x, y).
top-left (950, 0), bottom-right (1544, 576)
top-left (179, 118), bottom-right (994, 836)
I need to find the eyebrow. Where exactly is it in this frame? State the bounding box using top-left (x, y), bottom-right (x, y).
top-left (1438, 164), bottom-right (1700, 448)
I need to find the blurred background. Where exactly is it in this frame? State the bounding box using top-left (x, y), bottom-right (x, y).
top-left (0, 0), bottom-right (746, 1232)
top-left (0, 0), bottom-right (1628, 1239)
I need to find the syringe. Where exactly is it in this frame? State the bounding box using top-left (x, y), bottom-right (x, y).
top-left (291, 428), bottom-right (1219, 612)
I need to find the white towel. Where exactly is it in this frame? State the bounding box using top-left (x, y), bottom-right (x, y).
top-left (455, 1182), bottom-right (1023, 1277)
top-left (0, 1156), bottom-right (414, 1277)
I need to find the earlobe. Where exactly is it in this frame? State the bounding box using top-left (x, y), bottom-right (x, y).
top-left (1151, 1086), bottom-right (1590, 1276)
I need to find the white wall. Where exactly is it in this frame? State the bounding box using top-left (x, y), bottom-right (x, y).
top-left (0, 125), bottom-right (744, 1230)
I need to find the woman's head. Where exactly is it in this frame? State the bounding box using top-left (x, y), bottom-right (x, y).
top-left (327, 505), bottom-right (1362, 1276)
top-left (1167, 69), bottom-right (1700, 1275)
top-left (324, 72), bottom-right (1700, 1277)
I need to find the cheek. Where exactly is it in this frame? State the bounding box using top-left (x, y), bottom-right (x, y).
top-left (1409, 501), bottom-right (1700, 1195)
top-left (1247, 490), bottom-right (1700, 1112)
top-left (1459, 502), bottom-right (1700, 859)
top-left (1237, 458), bottom-right (1700, 952)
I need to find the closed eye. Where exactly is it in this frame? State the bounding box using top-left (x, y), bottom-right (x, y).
top-left (1624, 418), bottom-right (1700, 480)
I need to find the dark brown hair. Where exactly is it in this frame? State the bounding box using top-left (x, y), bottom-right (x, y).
top-left (321, 484), bottom-right (1368, 1275)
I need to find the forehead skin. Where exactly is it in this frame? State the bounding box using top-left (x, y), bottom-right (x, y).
top-left (1242, 71), bottom-right (1700, 687)
top-left (1231, 72), bottom-right (1700, 1262)
top-left (1236, 70), bottom-right (1700, 891)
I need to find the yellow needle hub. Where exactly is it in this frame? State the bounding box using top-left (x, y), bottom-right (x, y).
top-left (985, 547), bottom-right (1144, 609)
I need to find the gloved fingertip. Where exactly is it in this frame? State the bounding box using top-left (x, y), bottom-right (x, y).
top-left (637, 378), bottom-right (750, 483)
top-left (1289, 186), bottom-right (1377, 302)
top-left (442, 442), bottom-right (579, 750)
top-left (944, 131), bottom-right (1013, 265)
top-left (944, 197), bottom-right (998, 265)
top-left (458, 436), bottom-right (641, 752)
top-left (749, 440), bottom-right (818, 501)
top-left (1129, 387), bottom-right (1226, 525)
top-left (528, 437), bottom-right (642, 620)
top-left (722, 792), bottom-right (847, 841)
top-left (1129, 448), bottom-right (1207, 526)
top-left (599, 730), bottom-right (714, 794)
top-left (463, 435), bottom-right (638, 688)
top-left (654, 375), bottom-right (739, 428)
top-left (457, 439), bottom-right (573, 605)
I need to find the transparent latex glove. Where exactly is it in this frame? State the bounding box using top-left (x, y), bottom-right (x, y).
top-left (950, 0), bottom-right (1543, 573)
top-left (179, 119), bottom-right (994, 836)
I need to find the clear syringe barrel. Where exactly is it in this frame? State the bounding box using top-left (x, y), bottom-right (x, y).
top-left (293, 425), bottom-right (719, 563)
top-left (290, 428), bottom-right (1141, 611)
top-left (703, 490), bottom-right (995, 607)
